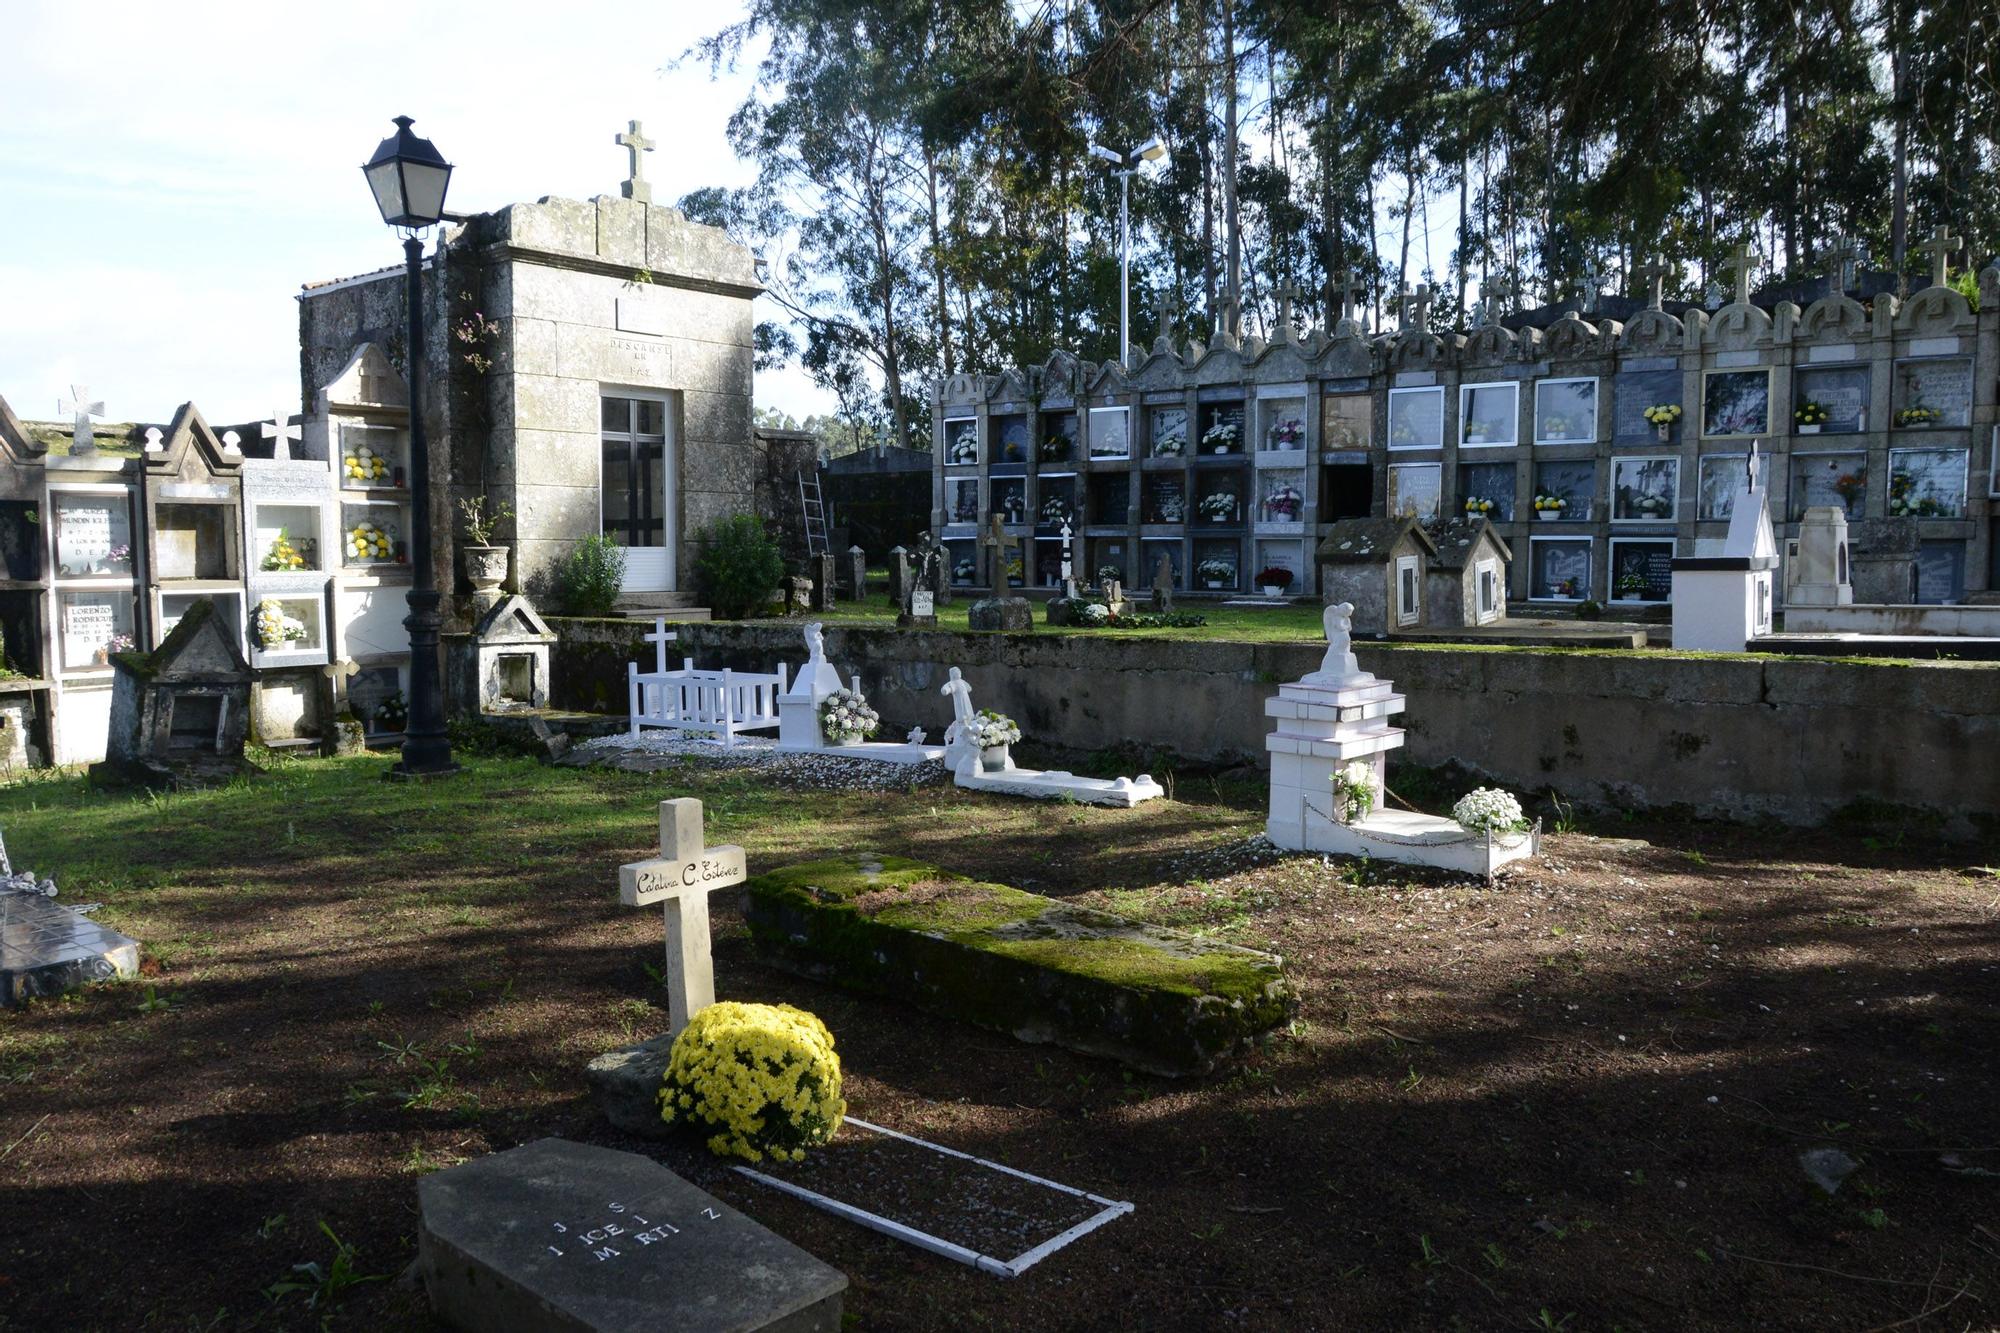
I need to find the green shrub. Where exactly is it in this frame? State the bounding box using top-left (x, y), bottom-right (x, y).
top-left (694, 515), bottom-right (785, 620)
top-left (556, 534), bottom-right (627, 616)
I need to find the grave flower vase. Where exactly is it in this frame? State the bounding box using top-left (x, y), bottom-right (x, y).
top-left (462, 544), bottom-right (509, 594)
top-left (1656, 423), bottom-right (1671, 442)
top-left (979, 744), bottom-right (1009, 773)
top-left (1538, 510), bottom-right (1558, 523)
top-left (1798, 423), bottom-right (1822, 435)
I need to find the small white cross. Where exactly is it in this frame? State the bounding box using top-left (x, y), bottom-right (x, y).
top-left (643, 617), bottom-right (678, 674)
top-left (59, 385), bottom-right (103, 454)
top-left (618, 799), bottom-right (747, 1038)
top-left (262, 410), bottom-right (301, 460)
top-left (142, 427), bottom-right (164, 452)
top-left (1059, 519), bottom-right (1073, 581)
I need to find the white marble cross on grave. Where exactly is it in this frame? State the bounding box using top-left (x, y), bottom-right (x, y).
top-left (618, 799), bottom-right (747, 1038)
top-left (262, 410), bottom-right (301, 461)
top-left (1058, 519), bottom-right (1075, 591)
top-left (617, 120), bottom-right (656, 204)
top-left (643, 618), bottom-right (679, 674)
top-left (59, 386), bottom-right (103, 454)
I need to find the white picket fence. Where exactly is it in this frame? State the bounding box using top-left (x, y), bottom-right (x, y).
top-left (628, 657), bottom-right (789, 747)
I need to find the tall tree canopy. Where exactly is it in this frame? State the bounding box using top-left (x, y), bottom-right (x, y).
top-left (691, 0), bottom-right (1998, 442)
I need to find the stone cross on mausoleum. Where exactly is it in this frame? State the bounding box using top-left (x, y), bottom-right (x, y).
top-left (60, 385), bottom-right (103, 455)
top-left (1399, 284), bottom-right (1433, 332)
top-left (1334, 268), bottom-right (1368, 328)
top-left (1718, 243), bottom-right (1760, 307)
top-left (1632, 260), bottom-right (1672, 310)
top-left (616, 119), bottom-right (656, 204)
top-left (262, 410), bottom-right (301, 461)
top-left (1820, 236), bottom-right (1865, 297)
top-left (618, 799), bottom-right (747, 1038)
top-left (1912, 224), bottom-right (1962, 290)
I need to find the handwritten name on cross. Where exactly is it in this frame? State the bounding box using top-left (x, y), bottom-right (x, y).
top-left (1819, 237), bottom-right (1864, 297)
top-left (616, 120), bottom-right (656, 204)
top-left (618, 799), bottom-right (747, 1038)
top-left (1718, 243), bottom-right (1760, 307)
top-left (59, 386), bottom-right (103, 454)
top-left (1912, 224), bottom-right (1962, 291)
top-left (1334, 268), bottom-right (1368, 325)
top-left (262, 410), bottom-right (301, 461)
top-left (1632, 260), bottom-right (1671, 310)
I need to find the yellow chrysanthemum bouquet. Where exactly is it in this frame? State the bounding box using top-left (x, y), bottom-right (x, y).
top-left (659, 1001), bottom-right (845, 1163)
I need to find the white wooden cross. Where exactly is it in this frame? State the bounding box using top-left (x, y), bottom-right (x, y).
top-left (616, 120), bottom-right (656, 204)
top-left (1058, 519), bottom-right (1074, 581)
top-left (262, 410), bottom-right (301, 461)
top-left (644, 617), bottom-right (679, 674)
top-left (618, 799), bottom-right (747, 1038)
top-left (59, 385), bottom-right (103, 454)
top-left (1912, 224), bottom-right (1962, 291)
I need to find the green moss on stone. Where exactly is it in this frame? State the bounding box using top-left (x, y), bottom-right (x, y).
top-left (744, 855), bottom-right (1293, 1076)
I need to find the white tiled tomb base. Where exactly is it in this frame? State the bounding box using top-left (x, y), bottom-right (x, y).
top-left (955, 763), bottom-right (1165, 808)
top-left (1264, 675), bottom-right (1535, 876)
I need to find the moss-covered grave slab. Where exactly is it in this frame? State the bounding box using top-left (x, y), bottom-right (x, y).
top-left (744, 856), bottom-right (1293, 1077)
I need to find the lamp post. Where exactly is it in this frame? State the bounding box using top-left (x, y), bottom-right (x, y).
top-left (1088, 136), bottom-right (1169, 364)
top-left (362, 115), bottom-right (458, 779)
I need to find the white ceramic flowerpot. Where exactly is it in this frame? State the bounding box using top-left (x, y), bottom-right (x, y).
top-left (462, 544), bottom-right (509, 592)
top-left (979, 744), bottom-right (1009, 773)
top-left (1204, 579), bottom-right (1227, 590)
top-left (1798, 423), bottom-right (1822, 435)
top-left (1537, 511), bottom-right (1558, 522)
top-left (1261, 586), bottom-right (1284, 598)
top-left (830, 733), bottom-right (863, 747)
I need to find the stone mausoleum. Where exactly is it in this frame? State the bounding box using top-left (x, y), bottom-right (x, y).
top-left (298, 154), bottom-right (762, 612)
top-left (934, 251), bottom-right (1998, 611)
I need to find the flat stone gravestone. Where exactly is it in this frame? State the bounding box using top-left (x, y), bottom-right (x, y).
top-left (1, 889), bottom-right (140, 1007)
top-left (418, 1137), bottom-right (846, 1333)
top-left (807, 553), bottom-right (836, 612)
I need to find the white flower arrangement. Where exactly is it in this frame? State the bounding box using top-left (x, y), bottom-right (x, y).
top-left (1078, 602), bottom-right (1110, 625)
top-left (1452, 787), bottom-right (1527, 834)
top-left (1201, 420), bottom-right (1240, 451)
top-left (966, 709), bottom-right (1020, 749)
top-left (1332, 760), bottom-right (1374, 823)
top-left (1196, 557), bottom-right (1236, 584)
top-left (1153, 430), bottom-right (1186, 456)
top-left (1198, 491), bottom-right (1238, 521)
top-left (253, 598), bottom-right (308, 648)
top-left (817, 688), bottom-right (879, 743)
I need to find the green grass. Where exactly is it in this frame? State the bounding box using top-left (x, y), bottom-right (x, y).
top-left (782, 596), bottom-right (1331, 643)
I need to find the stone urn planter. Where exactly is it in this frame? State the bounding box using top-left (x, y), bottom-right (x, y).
top-left (462, 544), bottom-right (509, 593)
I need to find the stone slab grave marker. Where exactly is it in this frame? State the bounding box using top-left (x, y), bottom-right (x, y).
top-left (1151, 550), bottom-right (1174, 610)
top-left (845, 545), bottom-right (866, 601)
top-left (418, 1137), bottom-right (845, 1333)
top-left (886, 545), bottom-right (908, 607)
top-left (617, 799), bottom-right (746, 1039)
top-left (807, 551), bottom-right (836, 612)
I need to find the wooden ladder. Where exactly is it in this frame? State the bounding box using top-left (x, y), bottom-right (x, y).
top-left (796, 469), bottom-right (830, 556)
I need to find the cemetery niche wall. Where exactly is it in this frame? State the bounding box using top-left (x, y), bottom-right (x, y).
top-left (0, 398), bottom-right (54, 768)
top-left (932, 259), bottom-right (2000, 613)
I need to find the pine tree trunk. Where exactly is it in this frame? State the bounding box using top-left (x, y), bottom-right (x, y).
top-left (1222, 0), bottom-right (1241, 331)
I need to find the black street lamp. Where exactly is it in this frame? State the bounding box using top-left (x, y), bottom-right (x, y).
top-left (363, 115), bottom-right (458, 779)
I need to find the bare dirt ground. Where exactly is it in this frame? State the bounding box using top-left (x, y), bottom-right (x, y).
top-left (1, 752), bottom-right (1995, 1331)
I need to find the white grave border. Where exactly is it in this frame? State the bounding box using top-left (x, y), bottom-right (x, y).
top-left (733, 1116), bottom-right (1134, 1279)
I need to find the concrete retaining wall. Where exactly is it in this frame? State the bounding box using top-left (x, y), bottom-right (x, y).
top-left (1785, 604), bottom-right (2000, 637)
top-left (549, 618), bottom-right (2000, 829)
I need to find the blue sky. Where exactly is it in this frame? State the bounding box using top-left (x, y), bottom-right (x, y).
top-left (0, 0), bottom-right (837, 424)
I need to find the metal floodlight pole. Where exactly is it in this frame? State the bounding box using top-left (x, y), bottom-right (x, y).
top-left (1089, 137), bottom-right (1168, 368)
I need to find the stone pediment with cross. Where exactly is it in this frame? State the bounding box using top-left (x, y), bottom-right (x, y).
top-left (618, 799), bottom-right (747, 1037)
top-left (616, 120), bottom-right (655, 204)
top-left (150, 401), bottom-right (244, 477)
top-left (317, 343), bottom-right (409, 415)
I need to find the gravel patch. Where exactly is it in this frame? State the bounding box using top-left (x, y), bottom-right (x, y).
top-left (565, 731), bottom-right (946, 792)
